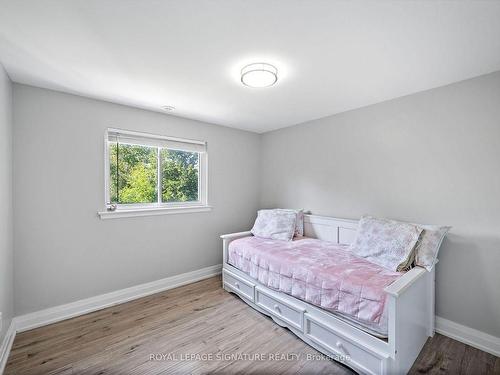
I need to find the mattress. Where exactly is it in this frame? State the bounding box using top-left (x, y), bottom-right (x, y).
top-left (228, 236), bottom-right (403, 338)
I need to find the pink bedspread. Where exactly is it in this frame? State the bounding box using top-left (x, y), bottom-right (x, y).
top-left (228, 236), bottom-right (401, 329)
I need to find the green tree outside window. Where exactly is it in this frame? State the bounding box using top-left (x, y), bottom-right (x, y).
top-left (109, 144), bottom-right (199, 204)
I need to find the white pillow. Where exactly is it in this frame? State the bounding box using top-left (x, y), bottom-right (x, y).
top-left (350, 216), bottom-right (423, 272)
top-left (414, 224), bottom-right (451, 271)
top-left (277, 208), bottom-right (304, 237)
top-left (251, 209), bottom-right (297, 241)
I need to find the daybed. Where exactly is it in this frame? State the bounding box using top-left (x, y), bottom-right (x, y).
top-left (221, 214), bottom-right (435, 375)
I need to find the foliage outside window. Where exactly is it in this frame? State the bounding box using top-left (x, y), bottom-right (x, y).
top-left (161, 149), bottom-right (199, 203)
top-left (106, 129), bottom-right (206, 209)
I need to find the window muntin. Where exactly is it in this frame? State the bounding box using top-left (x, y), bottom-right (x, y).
top-left (105, 129), bottom-right (207, 210)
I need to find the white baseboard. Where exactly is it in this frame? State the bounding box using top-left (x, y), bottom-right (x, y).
top-left (15, 264), bottom-right (222, 333)
top-left (0, 321), bottom-right (16, 375)
top-left (435, 316), bottom-right (500, 357)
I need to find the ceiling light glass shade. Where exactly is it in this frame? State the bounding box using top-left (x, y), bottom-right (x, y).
top-left (241, 63), bottom-right (278, 88)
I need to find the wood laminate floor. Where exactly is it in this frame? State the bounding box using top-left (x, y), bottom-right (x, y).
top-left (5, 276), bottom-right (499, 375)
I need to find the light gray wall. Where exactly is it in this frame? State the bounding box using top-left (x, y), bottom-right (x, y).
top-left (0, 64), bottom-right (13, 340)
top-left (13, 84), bottom-right (260, 315)
top-left (260, 71), bottom-right (500, 337)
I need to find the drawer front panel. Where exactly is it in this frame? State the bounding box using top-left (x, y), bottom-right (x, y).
top-left (305, 314), bottom-right (385, 375)
top-left (223, 270), bottom-right (255, 302)
top-left (255, 288), bottom-right (304, 330)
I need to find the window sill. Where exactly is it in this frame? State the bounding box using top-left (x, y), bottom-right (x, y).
top-left (98, 205), bottom-right (212, 220)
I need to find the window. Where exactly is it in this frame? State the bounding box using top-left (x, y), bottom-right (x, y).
top-left (101, 128), bottom-right (209, 218)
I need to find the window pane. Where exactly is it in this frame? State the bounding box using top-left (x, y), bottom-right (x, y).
top-left (109, 143), bottom-right (158, 204)
top-left (161, 149), bottom-right (199, 203)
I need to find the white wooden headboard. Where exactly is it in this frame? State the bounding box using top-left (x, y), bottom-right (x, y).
top-left (303, 214), bottom-right (358, 244)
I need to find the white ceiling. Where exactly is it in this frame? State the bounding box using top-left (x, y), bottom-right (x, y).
top-left (1, 1), bottom-right (500, 133)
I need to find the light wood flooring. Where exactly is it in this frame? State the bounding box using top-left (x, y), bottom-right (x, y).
top-left (5, 276), bottom-right (499, 374)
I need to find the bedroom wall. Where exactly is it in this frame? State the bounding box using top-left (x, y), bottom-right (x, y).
top-left (13, 84), bottom-right (261, 315)
top-left (0, 64), bottom-right (13, 341)
top-left (260, 71), bottom-right (500, 337)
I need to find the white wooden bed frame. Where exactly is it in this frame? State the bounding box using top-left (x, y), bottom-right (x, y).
top-left (221, 214), bottom-right (435, 375)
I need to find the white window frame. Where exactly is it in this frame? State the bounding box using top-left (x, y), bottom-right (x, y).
top-left (98, 128), bottom-right (211, 219)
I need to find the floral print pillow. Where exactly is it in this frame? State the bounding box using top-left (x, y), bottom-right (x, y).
top-left (251, 209), bottom-right (297, 241)
top-left (350, 216), bottom-right (423, 272)
top-left (277, 208), bottom-right (304, 237)
top-left (414, 225), bottom-right (451, 271)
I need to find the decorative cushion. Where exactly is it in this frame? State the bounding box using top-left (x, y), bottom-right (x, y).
top-left (277, 208), bottom-right (304, 237)
top-left (414, 225), bottom-right (451, 271)
top-left (350, 216), bottom-right (423, 272)
top-left (251, 209), bottom-right (297, 241)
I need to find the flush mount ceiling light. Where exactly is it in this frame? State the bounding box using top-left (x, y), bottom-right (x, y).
top-left (241, 63), bottom-right (278, 88)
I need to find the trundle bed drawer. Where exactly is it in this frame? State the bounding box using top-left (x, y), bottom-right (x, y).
top-left (255, 287), bottom-right (305, 330)
top-left (223, 270), bottom-right (255, 302)
top-left (304, 314), bottom-right (386, 375)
